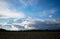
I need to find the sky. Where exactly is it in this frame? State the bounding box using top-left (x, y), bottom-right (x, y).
top-left (0, 0), bottom-right (60, 31)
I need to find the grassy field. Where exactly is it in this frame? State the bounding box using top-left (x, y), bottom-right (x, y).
top-left (0, 32), bottom-right (60, 39)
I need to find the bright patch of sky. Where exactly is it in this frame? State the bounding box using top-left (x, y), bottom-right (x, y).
top-left (0, 0), bottom-right (60, 30)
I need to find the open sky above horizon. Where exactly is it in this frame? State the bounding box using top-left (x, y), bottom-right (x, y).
top-left (0, 0), bottom-right (60, 30)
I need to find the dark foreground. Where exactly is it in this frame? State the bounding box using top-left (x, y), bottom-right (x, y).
top-left (0, 31), bottom-right (60, 39)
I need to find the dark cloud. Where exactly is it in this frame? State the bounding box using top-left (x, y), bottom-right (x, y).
top-left (27, 19), bottom-right (60, 30)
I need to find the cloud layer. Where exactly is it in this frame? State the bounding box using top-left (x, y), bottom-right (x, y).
top-left (20, 18), bottom-right (60, 30)
top-left (0, 18), bottom-right (60, 30)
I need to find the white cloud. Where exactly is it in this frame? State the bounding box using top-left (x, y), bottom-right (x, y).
top-left (0, 0), bottom-right (25, 18)
top-left (20, 17), bottom-right (36, 29)
top-left (0, 0), bottom-right (26, 31)
top-left (0, 9), bottom-right (25, 18)
top-left (19, 0), bottom-right (37, 7)
top-left (39, 8), bottom-right (58, 17)
top-left (50, 8), bottom-right (58, 14)
top-left (49, 15), bottom-right (52, 18)
top-left (1, 24), bottom-right (19, 31)
top-left (10, 25), bottom-right (19, 31)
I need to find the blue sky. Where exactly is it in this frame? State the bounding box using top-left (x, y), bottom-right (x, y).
top-left (0, 0), bottom-right (60, 30)
top-left (7, 0), bottom-right (60, 19)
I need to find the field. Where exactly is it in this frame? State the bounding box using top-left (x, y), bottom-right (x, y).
top-left (0, 32), bottom-right (60, 39)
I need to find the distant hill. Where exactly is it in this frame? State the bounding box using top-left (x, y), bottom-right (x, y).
top-left (0, 29), bottom-right (6, 32)
top-left (0, 28), bottom-right (60, 32)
